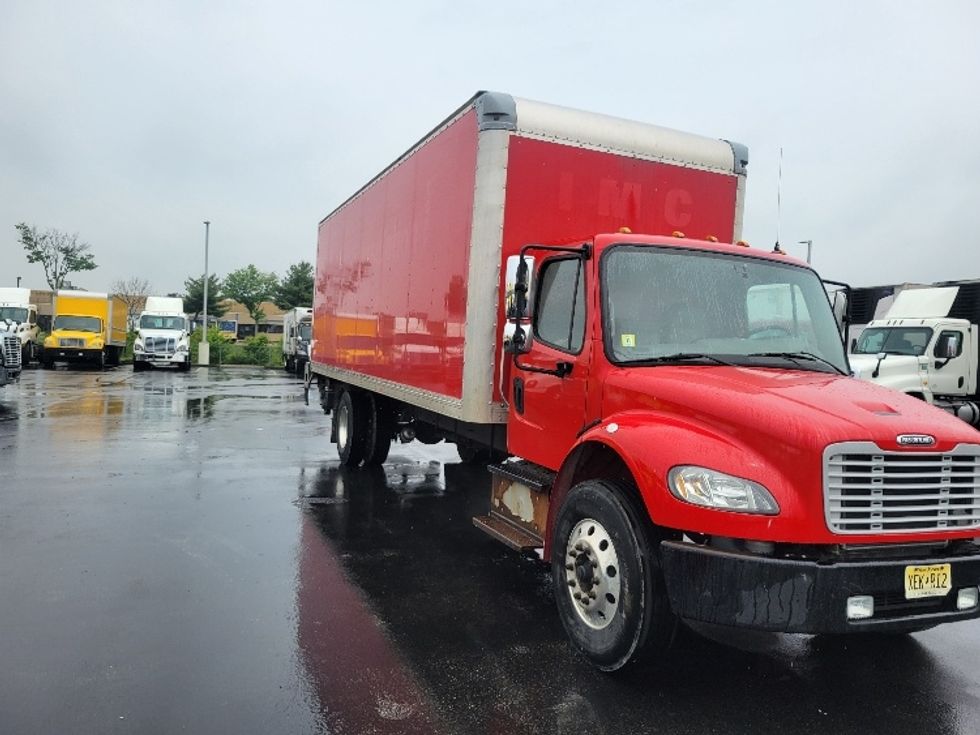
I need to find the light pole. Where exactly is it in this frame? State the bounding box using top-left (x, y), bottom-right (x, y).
top-left (798, 239), bottom-right (813, 264)
top-left (199, 220), bottom-right (211, 366)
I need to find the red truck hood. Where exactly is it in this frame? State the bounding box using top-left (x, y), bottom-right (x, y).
top-left (604, 366), bottom-right (980, 455)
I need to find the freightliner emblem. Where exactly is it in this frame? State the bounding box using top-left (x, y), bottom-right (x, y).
top-left (897, 434), bottom-right (936, 446)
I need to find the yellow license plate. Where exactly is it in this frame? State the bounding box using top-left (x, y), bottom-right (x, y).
top-left (904, 564), bottom-right (952, 600)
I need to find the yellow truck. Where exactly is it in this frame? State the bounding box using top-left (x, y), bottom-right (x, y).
top-left (42, 291), bottom-right (128, 368)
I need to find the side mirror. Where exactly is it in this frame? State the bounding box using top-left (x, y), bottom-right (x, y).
top-left (504, 254), bottom-right (534, 354)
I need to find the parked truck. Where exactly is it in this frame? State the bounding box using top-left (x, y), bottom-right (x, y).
top-left (282, 306), bottom-right (313, 375)
top-left (1, 322), bottom-right (22, 387)
top-left (42, 291), bottom-right (127, 368)
top-left (850, 283), bottom-right (980, 426)
top-left (0, 287), bottom-right (39, 363)
top-left (134, 296), bottom-right (191, 372)
top-left (310, 92), bottom-right (980, 671)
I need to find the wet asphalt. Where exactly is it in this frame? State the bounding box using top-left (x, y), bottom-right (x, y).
top-left (1, 366), bottom-right (979, 735)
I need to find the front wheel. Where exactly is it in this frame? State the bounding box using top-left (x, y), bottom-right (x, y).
top-left (552, 479), bottom-right (676, 672)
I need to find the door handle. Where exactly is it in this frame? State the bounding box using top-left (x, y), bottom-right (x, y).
top-left (513, 377), bottom-right (525, 415)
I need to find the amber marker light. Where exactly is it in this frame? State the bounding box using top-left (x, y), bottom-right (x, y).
top-left (671, 231), bottom-right (686, 238)
top-left (735, 240), bottom-right (750, 248)
top-left (705, 235), bottom-right (718, 242)
top-left (618, 226), bottom-right (632, 233)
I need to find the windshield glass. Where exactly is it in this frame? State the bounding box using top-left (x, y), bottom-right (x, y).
top-left (0, 307), bottom-right (29, 322)
top-left (854, 327), bottom-right (933, 356)
top-left (602, 246), bottom-right (848, 372)
top-left (53, 315), bottom-right (101, 333)
top-left (298, 323), bottom-right (312, 340)
top-left (140, 315), bottom-right (186, 331)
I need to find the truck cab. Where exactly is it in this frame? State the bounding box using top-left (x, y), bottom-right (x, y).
top-left (0, 288), bottom-right (40, 363)
top-left (1, 323), bottom-right (22, 386)
top-left (134, 297), bottom-right (191, 371)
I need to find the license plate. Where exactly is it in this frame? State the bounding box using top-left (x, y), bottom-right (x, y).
top-left (904, 564), bottom-right (952, 599)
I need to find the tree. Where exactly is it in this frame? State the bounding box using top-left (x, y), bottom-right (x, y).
top-left (183, 274), bottom-right (226, 322)
top-left (16, 223), bottom-right (97, 290)
top-left (273, 261), bottom-right (314, 310)
top-left (223, 265), bottom-right (278, 323)
top-left (110, 277), bottom-right (152, 330)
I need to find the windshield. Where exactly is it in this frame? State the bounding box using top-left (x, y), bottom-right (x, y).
top-left (53, 315), bottom-right (102, 333)
top-left (0, 307), bottom-right (29, 322)
top-left (854, 327), bottom-right (932, 356)
top-left (298, 323), bottom-right (312, 341)
top-left (602, 246), bottom-right (848, 373)
top-left (140, 315), bottom-right (186, 331)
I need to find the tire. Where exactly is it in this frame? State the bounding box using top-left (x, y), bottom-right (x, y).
top-left (552, 479), bottom-right (676, 672)
top-left (179, 360), bottom-right (191, 373)
top-left (363, 393), bottom-right (394, 466)
top-left (284, 355), bottom-right (294, 373)
top-left (133, 360), bottom-right (145, 372)
top-left (335, 388), bottom-right (369, 467)
top-left (97, 350), bottom-right (106, 369)
top-left (41, 355), bottom-right (54, 369)
top-left (456, 441), bottom-right (490, 465)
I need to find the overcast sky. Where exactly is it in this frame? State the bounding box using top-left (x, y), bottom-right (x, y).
top-left (2, 1), bottom-right (979, 295)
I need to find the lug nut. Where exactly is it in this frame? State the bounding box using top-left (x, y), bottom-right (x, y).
top-left (567, 579), bottom-right (576, 587)
top-left (565, 563), bottom-right (573, 571)
top-left (589, 590), bottom-right (597, 599)
top-left (573, 592), bottom-right (582, 600)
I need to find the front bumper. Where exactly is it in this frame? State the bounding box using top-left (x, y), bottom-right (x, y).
top-left (660, 540), bottom-right (980, 633)
top-left (135, 352), bottom-right (188, 366)
top-left (45, 348), bottom-right (102, 363)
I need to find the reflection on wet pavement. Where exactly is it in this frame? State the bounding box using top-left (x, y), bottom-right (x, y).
top-left (1, 367), bottom-right (979, 734)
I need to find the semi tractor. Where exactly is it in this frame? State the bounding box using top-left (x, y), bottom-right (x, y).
top-left (0, 287), bottom-right (39, 363)
top-left (310, 92), bottom-right (980, 671)
top-left (42, 291), bottom-right (127, 368)
top-left (134, 296), bottom-right (191, 371)
top-left (851, 283), bottom-right (980, 427)
top-left (282, 306), bottom-right (313, 375)
top-left (1, 322), bottom-right (22, 387)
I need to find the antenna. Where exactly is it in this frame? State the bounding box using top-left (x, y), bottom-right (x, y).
top-left (773, 146), bottom-right (784, 254)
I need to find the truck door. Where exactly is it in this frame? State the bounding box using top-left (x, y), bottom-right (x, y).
top-left (508, 256), bottom-right (591, 469)
top-left (929, 326), bottom-right (973, 397)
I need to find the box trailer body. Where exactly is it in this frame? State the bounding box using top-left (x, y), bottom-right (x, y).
top-left (313, 92), bottom-right (745, 426)
top-left (282, 306), bottom-right (313, 375)
top-left (0, 287), bottom-right (39, 363)
top-left (134, 296), bottom-right (191, 371)
top-left (851, 283), bottom-right (980, 426)
top-left (311, 92), bottom-right (980, 671)
top-left (42, 291), bottom-right (128, 368)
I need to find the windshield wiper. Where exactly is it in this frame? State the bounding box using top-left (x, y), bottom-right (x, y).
top-left (627, 353), bottom-right (739, 367)
top-left (747, 351), bottom-right (846, 375)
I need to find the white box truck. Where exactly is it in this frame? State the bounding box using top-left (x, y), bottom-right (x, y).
top-left (134, 296), bottom-right (191, 371)
top-left (0, 287), bottom-right (39, 363)
top-left (850, 283), bottom-right (980, 426)
top-left (282, 307), bottom-right (313, 375)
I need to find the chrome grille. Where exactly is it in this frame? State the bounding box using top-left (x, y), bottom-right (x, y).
top-left (144, 336), bottom-right (176, 355)
top-left (3, 336), bottom-right (20, 369)
top-left (59, 338), bottom-right (84, 348)
top-left (825, 442), bottom-right (980, 534)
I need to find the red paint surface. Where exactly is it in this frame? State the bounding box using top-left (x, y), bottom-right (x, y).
top-left (313, 110), bottom-right (477, 398)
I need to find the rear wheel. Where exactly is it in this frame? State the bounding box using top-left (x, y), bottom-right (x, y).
top-left (363, 393), bottom-right (394, 466)
top-left (552, 479), bottom-right (676, 671)
top-left (335, 388), bottom-right (369, 467)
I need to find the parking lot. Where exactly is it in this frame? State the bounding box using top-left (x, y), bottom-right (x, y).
top-left (2, 367), bottom-right (980, 734)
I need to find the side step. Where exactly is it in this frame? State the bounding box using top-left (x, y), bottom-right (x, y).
top-left (487, 459), bottom-right (555, 492)
top-left (473, 514), bottom-right (543, 552)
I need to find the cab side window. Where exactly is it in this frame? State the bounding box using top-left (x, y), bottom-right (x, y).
top-left (934, 330), bottom-right (963, 358)
top-left (534, 258), bottom-right (585, 353)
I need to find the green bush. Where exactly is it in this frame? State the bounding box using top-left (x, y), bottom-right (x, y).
top-left (242, 335), bottom-right (271, 364)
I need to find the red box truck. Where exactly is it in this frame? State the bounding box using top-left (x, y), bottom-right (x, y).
top-left (311, 92), bottom-right (980, 670)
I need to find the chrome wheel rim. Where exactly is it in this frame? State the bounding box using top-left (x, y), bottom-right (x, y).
top-left (337, 401), bottom-right (350, 450)
top-left (564, 518), bottom-right (621, 630)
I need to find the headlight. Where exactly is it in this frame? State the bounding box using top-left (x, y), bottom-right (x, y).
top-left (91, 339), bottom-right (104, 349)
top-left (176, 344), bottom-right (188, 353)
top-left (134, 341), bottom-right (144, 353)
top-left (668, 466), bottom-right (779, 515)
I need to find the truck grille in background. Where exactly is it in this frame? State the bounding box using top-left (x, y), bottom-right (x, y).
top-left (59, 338), bottom-right (84, 348)
top-left (3, 336), bottom-right (20, 368)
top-left (825, 442), bottom-right (980, 534)
top-left (144, 337), bottom-right (176, 355)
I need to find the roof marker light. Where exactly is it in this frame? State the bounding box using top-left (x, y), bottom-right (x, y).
top-left (705, 235), bottom-right (718, 242)
top-left (618, 227), bottom-right (632, 234)
top-left (672, 231), bottom-right (686, 238)
top-left (735, 240), bottom-right (750, 248)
